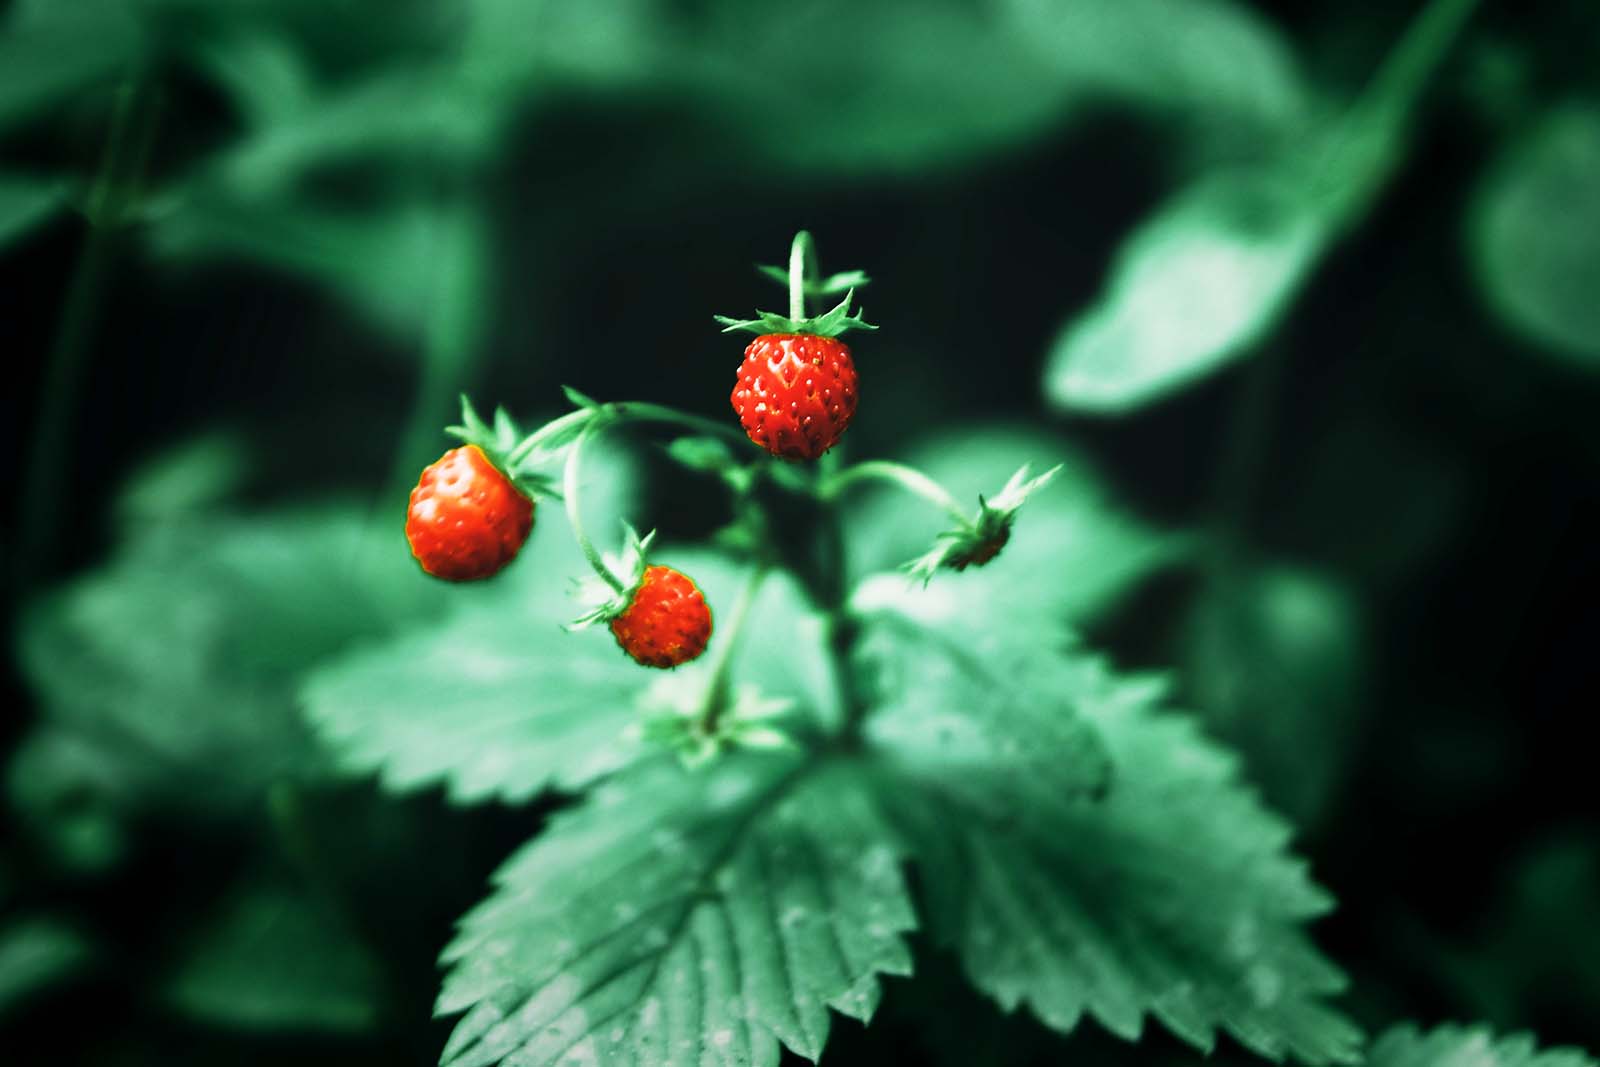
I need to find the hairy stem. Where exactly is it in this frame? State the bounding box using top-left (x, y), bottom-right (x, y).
top-left (564, 419), bottom-right (626, 593)
top-left (510, 400), bottom-right (747, 469)
top-left (698, 564), bottom-right (769, 736)
top-left (788, 230), bottom-right (818, 322)
top-left (818, 460), bottom-right (971, 526)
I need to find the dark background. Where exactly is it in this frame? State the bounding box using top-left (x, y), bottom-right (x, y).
top-left (3, 0), bottom-right (1598, 1064)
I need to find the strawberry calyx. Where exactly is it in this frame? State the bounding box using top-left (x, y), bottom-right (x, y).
top-left (630, 676), bottom-right (796, 767)
top-left (568, 522), bottom-right (656, 629)
top-left (713, 287), bottom-right (876, 338)
top-left (906, 464), bottom-right (1063, 584)
top-left (446, 395), bottom-right (560, 499)
top-left (715, 230), bottom-right (877, 338)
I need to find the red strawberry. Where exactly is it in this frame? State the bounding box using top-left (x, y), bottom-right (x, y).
top-left (730, 333), bottom-right (858, 461)
top-left (406, 444), bottom-right (533, 581)
top-left (610, 565), bottom-right (713, 668)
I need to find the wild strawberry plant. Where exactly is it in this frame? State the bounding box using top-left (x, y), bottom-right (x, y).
top-left (304, 233), bottom-right (1366, 1067)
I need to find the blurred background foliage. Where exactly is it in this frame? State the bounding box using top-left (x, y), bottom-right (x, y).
top-left (1, 0), bottom-right (1597, 1064)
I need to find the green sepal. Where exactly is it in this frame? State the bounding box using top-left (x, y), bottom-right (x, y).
top-left (561, 384), bottom-right (601, 411)
top-left (567, 523), bottom-right (655, 629)
top-left (444, 396), bottom-right (560, 499)
top-left (906, 464), bottom-right (1063, 584)
top-left (629, 675), bottom-right (798, 767)
top-left (757, 264), bottom-right (871, 296)
top-left (714, 288), bottom-right (878, 338)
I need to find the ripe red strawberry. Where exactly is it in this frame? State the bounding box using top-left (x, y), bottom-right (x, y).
top-left (406, 444), bottom-right (533, 581)
top-left (730, 333), bottom-right (858, 461)
top-left (610, 565), bottom-right (713, 668)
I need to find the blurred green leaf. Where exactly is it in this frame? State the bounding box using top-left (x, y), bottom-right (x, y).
top-left (0, 917), bottom-right (93, 1017)
top-left (437, 754), bottom-right (915, 1067)
top-left (302, 550), bottom-right (829, 804)
top-left (1366, 1024), bottom-right (1595, 1067)
top-left (113, 428), bottom-right (252, 524)
top-left (165, 876), bottom-right (383, 1032)
top-left (462, 0), bottom-right (1304, 177)
top-left (1471, 102), bottom-right (1600, 367)
top-left (18, 502), bottom-right (449, 814)
top-left (1046, 169), bottom-right (1326, 413)
top-left (152, 195), bottom-right (489, 348)
top-left (0, 175), bottom-right (66, 247)
top-left (871, 645), bottom-right (1360, 1064)
top-left (1183, 563), bottom-right (1366, 827)
top-left (1046, 0), bottom-right (1481, 412)
top-left (1001, 0), bottom-right (1308, 136)
top-left (0, 0), bottom-right (140, 131)
top-left (6, 727), bottom-right (134, 874)
top-left (846, 424), bottom-right (1187, 623)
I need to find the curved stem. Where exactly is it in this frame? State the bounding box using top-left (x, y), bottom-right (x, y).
top-left (509, 401), bottom-right (746, 469)
top-left (563, 420), bottom-right (626, 593)
top-left (699, 564), bottom-right (768, 736)
top-left (16, 78), bottom-right (158, 591)
top-left (819, 460), bottom-right (971, 526)
top-left (788, 230), bottom-right (818, 323)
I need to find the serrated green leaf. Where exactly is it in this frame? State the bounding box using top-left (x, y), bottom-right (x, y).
top-left (303, 550), bottom-right (830, 804)
top-left (1366, 1025), bottom-right (1596, 1067)
top-left (302, 605), bottom-right (645, 805)
top-left (1470, 102), bottom-right (1600, 367)
top-left (165, 876), bottom-right (382, 1032)
top-left (867, 643), bottom-right (1359, 1064)
top-left (437, 754), bottom-right (915, 1067)
top-left (0, 175), bottom-right (65, 247)
top-left (846, 425), bottom-right (1186, 624)
top-left (17, 502), bottom-right (448, 813)
top-left (1046, 169), bottom-right (1327, 413)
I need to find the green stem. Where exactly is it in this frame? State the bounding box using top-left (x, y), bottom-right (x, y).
top-left (16, 79), bottom-right (158, 591)
top-left (698, 564), bottom-right (768, 736)
top-left (509, 400), bottom-right (746, 469)
top-left (788, 230), bottom-right (818, 322)
top-left (819, 460), bottom-right (971, 526)
top-left (563, 419), bottom-right (626, 594)
top-left (1323, 0), bottom-right (1482, 219)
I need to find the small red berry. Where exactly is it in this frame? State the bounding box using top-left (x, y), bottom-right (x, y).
top-left (609, 565), bottom-right (713, 668)
top-left (730, 333), bottom-right (858, 461)
top-left (406, 444), bottom-right (533, 581)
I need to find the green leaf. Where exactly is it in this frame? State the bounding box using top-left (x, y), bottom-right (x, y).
top-left (1182, 564), bottom-right (1366, 827)
top-left (866, 639), bottom-right (1359, 1064)
top-left (303, 551), bottom-right (831, 804)
top-left (1045, 0), bottom-right (1479, 412)
top-left (0, 0), bottom-right (140, 131)
top-left (151, 194), bottom-right (489, 349)
top-left (302, 598), bottom-right (645, 805)
top-left (1470, 102), bottom-right (1600, 367)
top-left (18, 502), bottom-right (448, 813)
top-left (1365, 1025), bottom-right (1596, 1067)
top-left (0, 175), bottom-right (65, 247)
top-left (1000, 0), bottom-right (1308, 137)
top-left (846, 425), bottom-right (1186, 623)
top-left (1046, 169), bottom-right (1327, 413)
top-left (437, 754), bottom-right (915, 1067)
top-left (0, 917), bottom-right (92, 1016)
top-left (6, 726), bottom-right (133, 874)
top-left (165, 876), bottom-right (383, 1032)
